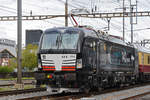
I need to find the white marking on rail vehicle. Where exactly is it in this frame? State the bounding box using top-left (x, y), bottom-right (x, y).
top-left (42, 63), bottom-right (55, 66)
top-left (41, 54), bottom-right (76, 71)
top-left (47, 86), bottom-right (79, 93)
top-left (42, 60), bottom-right (53, 63)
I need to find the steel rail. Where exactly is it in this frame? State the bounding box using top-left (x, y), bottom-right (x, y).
top-left (0, 87), bottom-right (46, 97)
top-left (0, 82), bottom-right (34, 87)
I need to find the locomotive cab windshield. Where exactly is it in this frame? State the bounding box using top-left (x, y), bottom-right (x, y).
top-left (41, 30), bottom-right (80, 50)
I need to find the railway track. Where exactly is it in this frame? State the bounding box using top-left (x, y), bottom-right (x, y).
top-left (0, 79), bottom-right (35, 87)
top-left (0, 82), bottom-right (150, 100)
top-left (0, 87), bottom-right (46, 97)
top-left (17, 92), bottom-right (84, 100)
top-left (122, 92), bottom-right (150, 100)
top-left (16, 82), bottom-right (150, 100)
top-left (0, 82), bottom-right (34, 87)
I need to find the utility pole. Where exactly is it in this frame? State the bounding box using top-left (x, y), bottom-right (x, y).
top-left (130, 0), bottom-right (138, 44)
top-left (107, 18), bottom-right (111, 31)
top-left (123, 0), bottom-right (125, 41)
top-left (17, 0), bottom-right (22, 84)
top-left (65, 0), bottom-right (68, 27)
top-left (130, 0), bottom-right (134, 44)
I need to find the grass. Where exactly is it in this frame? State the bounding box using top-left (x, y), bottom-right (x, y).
top-left (0, 87), bottom-right (12, 91)
top-left (24, 85), bottom-right (35, 89)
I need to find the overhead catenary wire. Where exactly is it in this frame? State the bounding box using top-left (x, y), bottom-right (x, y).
top-left (24, 0), bottom-right (67, 26)
top-left (23, 1), bottom-right (64, 12)
top-left (71, 1), bottom-right (87, 8)
top-left (56, 0), bottom-right (79, 9)
top-left (0, 5), bottom-right (28, 15)
top-left (0, 7), bottom-right (16, 14)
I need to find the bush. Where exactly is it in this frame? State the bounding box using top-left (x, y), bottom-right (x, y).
top-left (0, 66), bottom-right (14, 73)
top-left (9, 58), bottom-right (17, 68)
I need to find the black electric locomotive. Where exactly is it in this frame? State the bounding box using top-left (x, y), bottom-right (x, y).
top-left (35, 27), bottom-right (138, 93)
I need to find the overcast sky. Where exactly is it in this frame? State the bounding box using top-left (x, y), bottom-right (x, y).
top-left (0, 0), bottom-right (150, 45)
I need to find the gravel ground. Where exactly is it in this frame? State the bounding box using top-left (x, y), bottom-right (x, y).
top-left (0, 91), bottom-right (52, 100)
top-left (132, 94), bottom-right (150, 100)
top-left (91, 85), bottom-right (150, 100)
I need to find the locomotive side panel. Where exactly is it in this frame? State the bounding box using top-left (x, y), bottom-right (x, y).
top-left (100, 41), bottom-right (135, 72)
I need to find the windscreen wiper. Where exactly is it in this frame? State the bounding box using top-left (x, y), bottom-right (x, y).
top-left (59, 34), bottom-right (66, 49)
top-left (56, 35), bottom-right (60, 49)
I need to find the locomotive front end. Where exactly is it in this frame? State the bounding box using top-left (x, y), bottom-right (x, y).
top-left (35, 27), bottom-right (83, 92)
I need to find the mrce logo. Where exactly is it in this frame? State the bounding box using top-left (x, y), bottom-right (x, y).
top-left (42, 55), bottom-right (46, 60)
top-left (62, 56), bottom-right (68, 58)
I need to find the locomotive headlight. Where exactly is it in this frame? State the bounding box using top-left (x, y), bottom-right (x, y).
top-left (77, 59), bottom-right (82, 69)
top-left (38, 61), bottom-right (42, 69)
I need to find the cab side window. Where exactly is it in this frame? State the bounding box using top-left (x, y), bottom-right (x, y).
top-left (111, 47), bottom-right (122, 65)
top-left (110, 46), bottom-right (134, 66)
top-left (82, 38), bottom-right (96, 67)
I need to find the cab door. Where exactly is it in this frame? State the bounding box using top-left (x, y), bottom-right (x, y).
top-left (82, 38), bottom-right (97, 72)
top-left (96, 41), bottom-right (105, 74)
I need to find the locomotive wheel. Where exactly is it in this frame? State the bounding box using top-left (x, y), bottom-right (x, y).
top-left (84, 87), bottom-right (90, 94)
top-left (97, 87), bottom-right (103, 92)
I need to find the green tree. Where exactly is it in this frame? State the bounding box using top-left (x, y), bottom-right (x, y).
top-left (22, 44), bottom-right (38, 70)
top-left (9, 58), bottom-right (17, 68)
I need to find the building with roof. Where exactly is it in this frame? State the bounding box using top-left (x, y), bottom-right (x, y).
top-left (0, 39), bottom-right (16, 66)
top-left (26, 30), bottom-right (43, 46)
